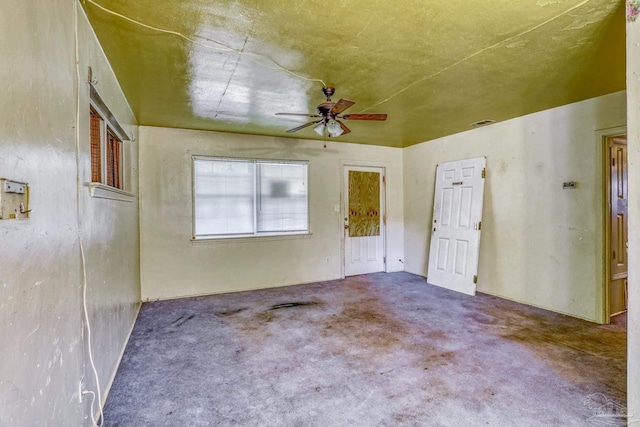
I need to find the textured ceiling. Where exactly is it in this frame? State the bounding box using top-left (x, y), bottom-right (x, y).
top-left (83, 0), bottom-right (625, 148)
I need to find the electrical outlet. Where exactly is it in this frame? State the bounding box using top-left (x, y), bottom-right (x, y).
top-left (325, 257), bottom-right (330, 264)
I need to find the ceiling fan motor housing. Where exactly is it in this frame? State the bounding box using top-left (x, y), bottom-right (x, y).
top-left (316, 102), bottom-right (335, 119)
top-left (322, 86), bottom-right (335, 99)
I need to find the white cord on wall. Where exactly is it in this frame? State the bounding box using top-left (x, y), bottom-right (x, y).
top-left (74, 1), bottom-right (104, 425)
top-left (80, 237), bottom-right (104, 427)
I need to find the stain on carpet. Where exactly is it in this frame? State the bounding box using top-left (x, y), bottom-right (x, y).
top-left (170, 314), bottom-right (195, 327)
top-left (104, 273), bottom-right (628, 427)
top-left (477, 302), bottom-right (627, 402)
top-left (321, 296), bottom-right (407, 352)
top-left (269, 301), bottom-right (320, 310)
top-left (215, 307), bottom-right (248, 316)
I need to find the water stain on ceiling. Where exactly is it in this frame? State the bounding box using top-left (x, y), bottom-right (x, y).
top-left (83, 0), bottom-right (626, 147)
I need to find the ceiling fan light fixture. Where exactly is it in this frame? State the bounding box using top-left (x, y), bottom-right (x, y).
top-left (277, 87), bottom-right (386, 136)
top-left (327, 119), bottom-right (344, 137)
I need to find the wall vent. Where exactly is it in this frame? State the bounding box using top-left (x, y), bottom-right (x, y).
top-left (470, 119), bottom-right (495, 127)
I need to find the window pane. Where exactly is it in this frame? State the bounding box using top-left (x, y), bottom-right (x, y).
top-left (194, 159), bottom-right (255, 236)
top-left (256, 162), bottom-right (308, 233)
top-left (106, 130), bottom-right (122, 189)
top-left (89, 109), bottom-right (102, 183)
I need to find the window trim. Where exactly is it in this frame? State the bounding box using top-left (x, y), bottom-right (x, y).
top-left (90, 85), bottom-right (128, 141)
top-left (88, 182), bottom-right (135, 202)
top-left (191, 155), bottom-right (310, 241)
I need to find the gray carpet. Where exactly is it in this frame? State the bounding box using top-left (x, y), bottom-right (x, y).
top-left (103, 272), bottom-right (627, 426)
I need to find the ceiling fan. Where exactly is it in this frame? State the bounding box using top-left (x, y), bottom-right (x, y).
top-left (276, 87), bottom-right (387, 137)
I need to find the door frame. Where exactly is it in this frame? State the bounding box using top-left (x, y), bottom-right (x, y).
top-left (598, 126), bottom-right (627, 324)
top-left (340, 161), bottom-right (388, 278)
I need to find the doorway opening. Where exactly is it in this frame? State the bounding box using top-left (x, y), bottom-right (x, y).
top-left (604, 133), bottom-right (628, 321)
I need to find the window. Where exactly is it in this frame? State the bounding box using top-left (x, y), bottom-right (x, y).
top-left (106, 130), bottom-right (122, 189)
top-left (90, 108), bottom-right (102, 183)
top-left (90, 106), bottom-right (123, 190)
top-left (193, 157), bottom-right (309, 239)
top-left (89, 85), bottom-right (129, 195)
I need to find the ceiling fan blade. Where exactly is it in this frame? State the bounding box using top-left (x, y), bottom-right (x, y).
top-left (338, 121), bottom-right (351, 135)
top-left (286, 120), bottom-right (322, 133)
top-left (276, 113), bottom-right (321, 117)
top-left (331, 99), bottom-right (355, 115)
top-left (342, 113), bottom-right (387, 121)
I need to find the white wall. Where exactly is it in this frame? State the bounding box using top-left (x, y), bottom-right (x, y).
top-left (626, 12), bottom-right (640, 423)
top-left (0, 2), bottom-right (140, 425)
top-left (139, 127), bottom-right (404, 300)
top-left (403, 91), bottom-right (626, 322)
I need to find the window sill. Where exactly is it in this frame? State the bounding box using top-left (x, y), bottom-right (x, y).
top-left (88, 183), bottom-right (135, 202)
top-left (191, 232), bottom-right (312, 244)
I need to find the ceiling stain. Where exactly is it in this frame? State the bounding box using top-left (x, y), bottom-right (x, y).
top-left (537, 0), bottom-right (563, 6)
top-left (505, 40), bottom-right (530, 49)
top-left (82, 0), bottom-right (626, 148)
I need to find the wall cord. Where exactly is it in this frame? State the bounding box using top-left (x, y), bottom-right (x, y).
top-left (74, 1), bottom-right (104, 426)
top-left (84, 0), bottom-right (326, 88)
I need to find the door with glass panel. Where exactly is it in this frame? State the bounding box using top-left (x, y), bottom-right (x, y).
top-left (343, 166), bottom-right (386, 276)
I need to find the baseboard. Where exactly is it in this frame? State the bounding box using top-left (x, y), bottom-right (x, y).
top-left (142, 276), bottom-right (345, 302)
top-left (477, 289), bottom-right (599, 324)
top-left (95, 301), bottom-right (142, 420)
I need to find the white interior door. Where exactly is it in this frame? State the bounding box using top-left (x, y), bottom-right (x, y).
top-left (344, 166), bottom-right (385, 276)
top-left (427, 157), bottom-right (486, 295)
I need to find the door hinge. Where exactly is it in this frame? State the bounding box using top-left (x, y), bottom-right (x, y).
top-left (473, 275), bottom-right (478, 284)
top-left (474, 221), bottom-right (482, 230)
top-left (382, 175), bottom-right (386, 185)
top-left (383, 257), bottom-right (386, 264)
top-left (613, 251), bottom-right (616, 259)
top-left (612, 158), bottom-right (616, 167)
top-left (481, 168), bottom-right (486, 178)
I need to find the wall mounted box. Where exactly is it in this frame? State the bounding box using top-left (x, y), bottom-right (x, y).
top-left (0, 178), bottom-right (30, 220)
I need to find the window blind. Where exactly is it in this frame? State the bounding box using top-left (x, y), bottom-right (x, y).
top-left (193, 157), bottom-right (308, 238)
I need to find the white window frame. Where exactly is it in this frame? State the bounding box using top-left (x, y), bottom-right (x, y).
top-left (192, 156), bottom-right (310, 240)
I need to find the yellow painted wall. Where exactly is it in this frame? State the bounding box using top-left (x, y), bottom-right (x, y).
top-left (138, 127), bottom-right (404, 300)
top-left (0, 2), bottom-right (140, 425)
top-left (403, 91), bottom-right (626, 322)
